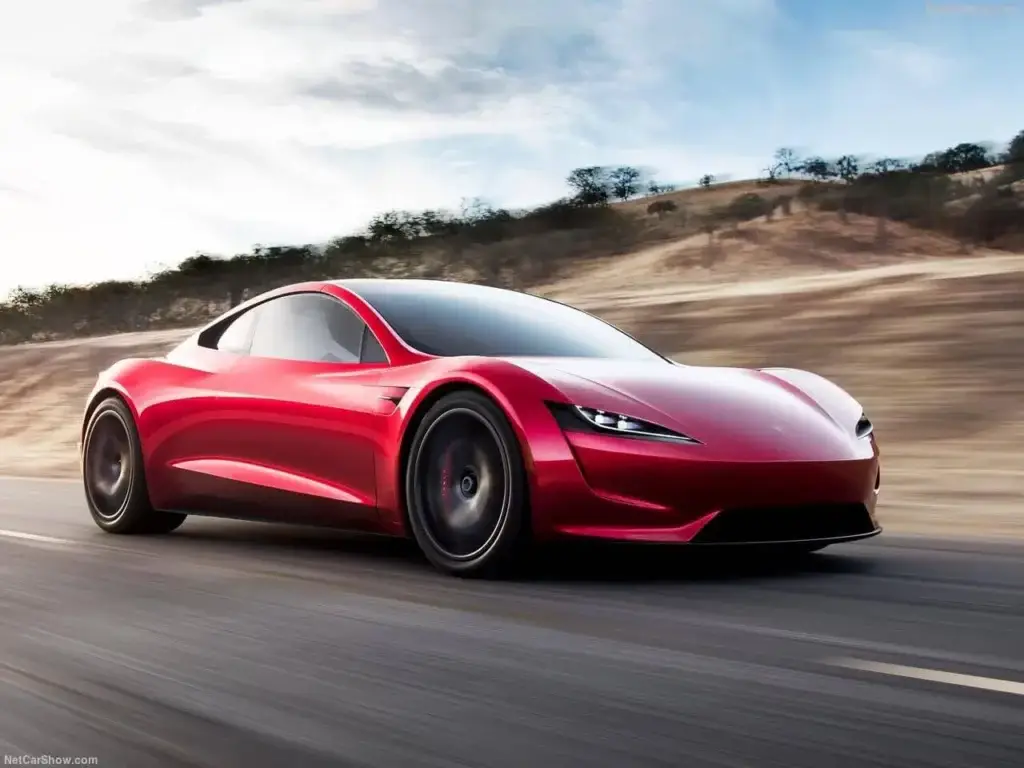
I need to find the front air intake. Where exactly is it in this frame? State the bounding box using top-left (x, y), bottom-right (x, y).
top-left (692, 503), bottom-right (876, 544)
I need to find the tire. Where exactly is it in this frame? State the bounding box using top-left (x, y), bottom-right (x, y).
top-left (82, 396), bottom-right (187, 535)
top-left (405, 390), bottom-right (529, 578)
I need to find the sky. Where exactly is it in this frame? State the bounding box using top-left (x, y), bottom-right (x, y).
top-left (1, 0), bottom-right (1022, 296)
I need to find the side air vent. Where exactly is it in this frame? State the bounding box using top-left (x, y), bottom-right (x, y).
top-left (376, 386), bottom-right (409, 405)
top-left (855, 413), bottom-right (873, 439)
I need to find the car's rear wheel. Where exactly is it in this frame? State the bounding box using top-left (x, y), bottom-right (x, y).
top-left (82, 396), bottom-right (187, 535)
top-left (405, 391), bottom-right (529, 578)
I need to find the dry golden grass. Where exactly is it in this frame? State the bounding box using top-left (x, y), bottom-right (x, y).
top-left (618, 178), bottom-right (804, 216)
top-left (536, 209), bottom-right (989, 302)
top-left (1, 207), bottom-right (1021, 538)
top-left (0, 330), bottom-right (189, 477)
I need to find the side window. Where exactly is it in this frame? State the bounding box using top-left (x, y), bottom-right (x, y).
top-left (322, 296), bottom-right (365, 361)
top-left (213, 308), bottom-right (257, 354)
top-left (249, 293), bottom-right (365, 363)
top-left (360, 326), bottom-right (388, 364)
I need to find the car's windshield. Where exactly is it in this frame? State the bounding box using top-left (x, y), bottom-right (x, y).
top-left (347, 280), bottom-right (667, 361)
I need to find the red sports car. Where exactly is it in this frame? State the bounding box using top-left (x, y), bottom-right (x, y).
top-left (80, 278), bottom-right (881, 577)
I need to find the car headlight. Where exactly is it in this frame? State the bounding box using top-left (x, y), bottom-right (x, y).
top-left (855, 412), bottom-right (873, 439)
top-left (547, 402), bottom-right (702, 445)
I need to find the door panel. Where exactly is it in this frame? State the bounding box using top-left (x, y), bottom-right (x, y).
top-left (202, 357), bottom-right (388, 526)
top-left (146, 291), bottom-right (393, 528)
top-left (142, 343), bottom-right (256, 512)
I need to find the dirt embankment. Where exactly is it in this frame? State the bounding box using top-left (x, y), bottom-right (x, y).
top-left (0, 330), bottom-right (190, 477)
top-left (1, 213), bottom-right (1022, 538)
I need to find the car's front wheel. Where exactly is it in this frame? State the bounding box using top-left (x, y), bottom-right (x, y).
top-left (82, 396), bottom-right (187, 535)
top-left (405, 390), bottom-right (529, 578)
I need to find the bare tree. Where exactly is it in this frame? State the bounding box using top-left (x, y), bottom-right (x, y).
top-left (774, 147), bottom-right (800, 177)
top-left (835, 155), bottom-right (860, 183)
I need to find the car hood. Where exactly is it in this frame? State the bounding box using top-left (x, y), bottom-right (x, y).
top-left (505, 357), bottom-right (869, 461)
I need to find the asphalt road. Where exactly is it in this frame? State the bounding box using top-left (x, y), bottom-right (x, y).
top-left (0, 477), bottom-right (1022, 768)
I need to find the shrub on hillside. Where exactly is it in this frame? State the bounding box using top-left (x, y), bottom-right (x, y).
top-left (646, 200), bottom-right (679, 218)
top-left (724, 193), bottom-right (771, 224)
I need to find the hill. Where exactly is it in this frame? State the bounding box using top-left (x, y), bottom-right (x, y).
top-left (1, 130), bottom-right (1022, 345)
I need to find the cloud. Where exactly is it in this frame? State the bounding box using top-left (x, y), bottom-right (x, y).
top-left (300, 62), bottom-right (518, 115)
top-left (0, 0), bottom-right (783, 294)
top-left (836, 31), bottom-right (953, 87)
top-left (12, 0), bottom-right (1020, 297)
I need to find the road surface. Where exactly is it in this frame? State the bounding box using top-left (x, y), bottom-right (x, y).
top-left (0, 477), bottom-right (1022, 768)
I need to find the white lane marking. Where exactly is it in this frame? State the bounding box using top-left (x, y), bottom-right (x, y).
top-left (0, 528), bottom-right (73, 545)
top-left (0, 474), bottom-right (80, 484)
top-left (828, 657), bottom-right (1024, 696)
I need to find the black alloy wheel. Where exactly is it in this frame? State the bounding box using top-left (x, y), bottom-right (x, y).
top-left (82, 396), bottom-right (186, 534)
top-left (405, 391), bottom-right (529, 578)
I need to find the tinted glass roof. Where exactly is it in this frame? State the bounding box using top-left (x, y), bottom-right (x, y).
top-left (336, 279), bottom-right (665, 361)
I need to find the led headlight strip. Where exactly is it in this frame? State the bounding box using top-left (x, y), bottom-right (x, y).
top-left (571, 405), bottom-right (702, 444)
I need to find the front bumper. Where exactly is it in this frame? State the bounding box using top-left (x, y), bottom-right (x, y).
top-left (529, 429), bottom-right (881, 545)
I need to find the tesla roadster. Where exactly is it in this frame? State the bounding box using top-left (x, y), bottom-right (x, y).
top-left (80, 278), bottom-right (881, 577)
